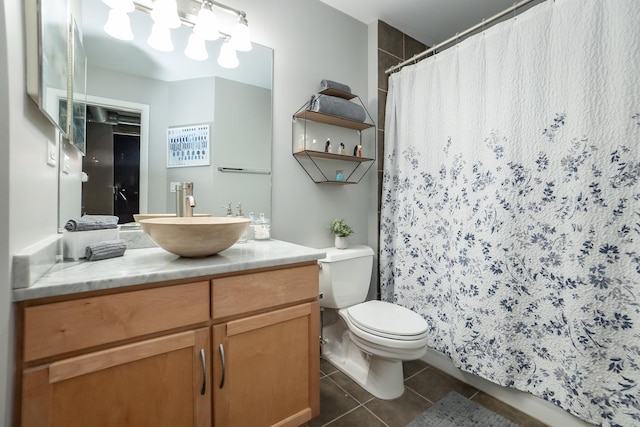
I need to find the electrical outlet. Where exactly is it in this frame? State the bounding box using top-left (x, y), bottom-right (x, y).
top-left (46, 140), bottom-right (57, 167)
top-left (170, 182), bottom-right (180, 192)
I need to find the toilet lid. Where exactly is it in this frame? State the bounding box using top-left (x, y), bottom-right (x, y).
top-left (346, 300), bottom-right (428, 340)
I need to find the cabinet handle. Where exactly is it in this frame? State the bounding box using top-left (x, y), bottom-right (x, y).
top-left (219, 343), bottom-right (226, 389)
top-left (200, 349), bottom-right (206, 395)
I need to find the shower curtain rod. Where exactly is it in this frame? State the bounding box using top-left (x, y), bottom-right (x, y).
top-left (385, 0), bottom-right (538, 74)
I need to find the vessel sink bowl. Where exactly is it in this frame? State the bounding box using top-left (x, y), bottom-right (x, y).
top-left (139, 217), bottom-right (251, 257)
top-left (133, 213), bottom-right (210, 222)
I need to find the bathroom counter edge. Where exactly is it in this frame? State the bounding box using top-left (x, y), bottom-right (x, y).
top-left (12, 239), bottom-right (326, 302)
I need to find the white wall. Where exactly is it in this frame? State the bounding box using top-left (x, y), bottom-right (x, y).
top-left (0, 1), bottom-right (372, 424)
top-left (0, 3), bottom-right (11, 425)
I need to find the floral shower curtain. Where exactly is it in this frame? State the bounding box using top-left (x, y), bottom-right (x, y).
top-left (380, 0), bottom-right (640, 425)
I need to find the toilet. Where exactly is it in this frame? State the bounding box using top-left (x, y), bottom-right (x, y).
top-left (319, 245), bottom-right (429, 400)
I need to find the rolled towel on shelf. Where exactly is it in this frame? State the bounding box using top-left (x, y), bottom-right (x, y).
top-left (65, 215), bottom-right (119, 232)
top-left (85, 239), bottom-right (127, 261)
top-left (309, 94), bottom-right (366, 122)
top-left (320, 79), bottom-right (351, 94)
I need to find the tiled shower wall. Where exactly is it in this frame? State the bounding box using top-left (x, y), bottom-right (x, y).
top-left (376, 21), bottom-right (427, 296)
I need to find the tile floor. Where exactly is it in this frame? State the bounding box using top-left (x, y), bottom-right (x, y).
top-left (307, 358), bottom-right (548, 427)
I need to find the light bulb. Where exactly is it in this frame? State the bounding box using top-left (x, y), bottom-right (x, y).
top-left (103, 9), bottom-right (134, 41)
top-left (232, 16), bottom-right (251, 52)
top-left (151, 0), bottom-right (181, 29)
top-left (193, 4), bottom-right (219, 41)
top-left (147, 22), bottom-right (174, 52)
top-left (102, 0), bottom-right (135, 13)
top-left (185, 32), bottom-right (208, 61)
top-left (218, 38), bottom-right (239, 68)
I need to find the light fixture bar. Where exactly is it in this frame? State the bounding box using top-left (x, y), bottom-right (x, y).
top-left (131, 0), bottom-right (247, 28)
top-left (109, 0), bottom-right (248, 67)
top-left (208, 0), bottom-right (246, 19)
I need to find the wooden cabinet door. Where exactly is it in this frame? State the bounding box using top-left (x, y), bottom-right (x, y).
top-left (213, 302), bottom-right (320, 427)
top-left (22, 329), bottom-right (211, 427)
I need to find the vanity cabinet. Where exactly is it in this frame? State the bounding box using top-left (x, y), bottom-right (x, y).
top-left (21, 329), bottom-right (211, 427)
top-left (292, 88), bottom-right (376, 184)
top-left (18, 281), bottom-right (212, 427)
top-left (211, 266), bottom-right (320, 427)
top-left (15, 263), bottom-right (320, 427)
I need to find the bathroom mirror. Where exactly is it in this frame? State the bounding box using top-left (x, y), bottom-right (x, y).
top-left (25, 0), bottom-right (70, 137)
top-left (59, 0), bottom-right (273, 226)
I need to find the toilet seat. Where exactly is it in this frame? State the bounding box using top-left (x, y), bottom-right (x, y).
top-left (346, 300), bottom-right (428, 341)
top-left (338, 301), bottom-right (429, 351)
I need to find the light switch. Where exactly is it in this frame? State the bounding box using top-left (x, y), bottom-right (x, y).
top-left (63, 155), bottom-right (70, 174)
top-left (46, 140), bottom-right (57, 167)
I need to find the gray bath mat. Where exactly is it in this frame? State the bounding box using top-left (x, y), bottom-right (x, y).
top-left (406, 391), bottom-right (518, 427)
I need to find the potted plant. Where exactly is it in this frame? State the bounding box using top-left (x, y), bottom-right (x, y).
top-left (330, 219), bottom-right (354, 249)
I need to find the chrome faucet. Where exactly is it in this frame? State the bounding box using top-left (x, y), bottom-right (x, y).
top-left (176, 182), bottom-right (196, 217)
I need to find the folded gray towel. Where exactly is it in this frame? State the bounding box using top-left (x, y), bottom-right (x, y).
top-left (65, 215), bottom-right (119, 232)
top-left (85, 239), bottom-right (127, 261)
top-left (320, 79), bottom-right (351, 94)
top-left (309, 94), bottom-right (366, 122)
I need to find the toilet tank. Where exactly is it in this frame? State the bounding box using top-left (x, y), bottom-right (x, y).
top-left (318, 245), bottom-right (374, 309)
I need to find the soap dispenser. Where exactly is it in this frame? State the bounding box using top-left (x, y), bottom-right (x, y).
top-left (246, 212), bottom-right (256, 241)
top-left (254, 213), bottom-right (271, 240)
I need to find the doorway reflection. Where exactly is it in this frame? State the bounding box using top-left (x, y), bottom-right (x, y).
top-left (82, 106), bottom-right (141, 223)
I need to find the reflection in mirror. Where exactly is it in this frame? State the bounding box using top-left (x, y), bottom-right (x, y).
top-left (71, 16), bottom-right (88, 154)
top-left (25, 0), bottom-right (69, 137)
top-left (58, 0), bottom-right (273, 227)
top-left (58, 16), bottom-right (88, 154)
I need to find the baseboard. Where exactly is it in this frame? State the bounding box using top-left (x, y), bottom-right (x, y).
top-left (421, 348), bottom-right (595, 427)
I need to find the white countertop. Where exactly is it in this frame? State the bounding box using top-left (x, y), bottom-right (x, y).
top-left (13, 240), bottom-right (325, 302)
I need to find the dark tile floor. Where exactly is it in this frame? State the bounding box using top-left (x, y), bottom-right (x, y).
top-left (307, 358), bottom-right (548, 427)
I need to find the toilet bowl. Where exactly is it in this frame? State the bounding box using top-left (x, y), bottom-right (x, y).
top-left (319, 246), bottom-right (428, 399)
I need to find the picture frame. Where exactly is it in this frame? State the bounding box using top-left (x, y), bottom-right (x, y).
top-left (166, 124), bottom-right (211, 168)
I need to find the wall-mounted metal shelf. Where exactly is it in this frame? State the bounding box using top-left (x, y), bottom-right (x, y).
top-left (293, 111), bottom-right (374, 131)
top-left (292, 90), bottom-right (376, 185)
top-left (293, 150), bottom-right (374, 162)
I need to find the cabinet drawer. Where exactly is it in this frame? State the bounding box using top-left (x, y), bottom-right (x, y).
top-left (212, 265), bottom-right (318, 321)
top-left (23, 281), bottom-right (210, 362)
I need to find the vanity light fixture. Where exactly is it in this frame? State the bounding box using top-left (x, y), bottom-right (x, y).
top-left (102, 0), bottom-right (135, 41)
top-left (184, 32), bottom-right (208, 61)
top-left (232, 15), bottom-right (251, 52)
top-left (217, 36), bottom-right (239, 68)
top-left (150, 0), bottom-right (181, 29)
top-left (103, 0), bottom-right (135, 13)
top-left (102, 0), bottom-right (252, 68)
top-left (193, 1), bottom-right (220, 40)
top-left (103, 8), bottom-right (134, 41)
top-left (147, 22), bottom-right (174, 52)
